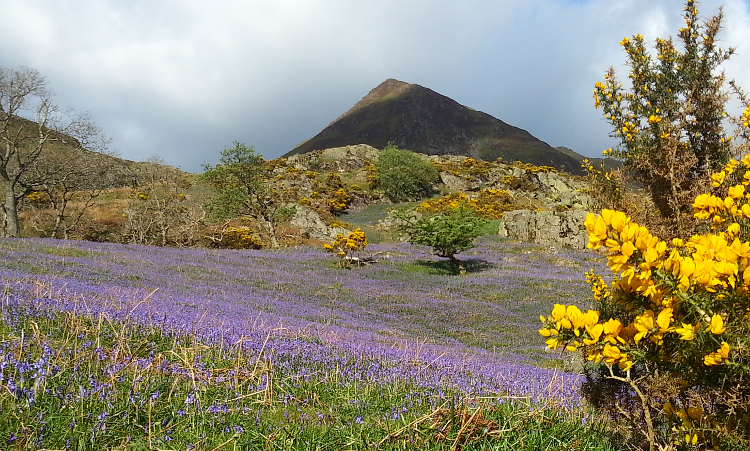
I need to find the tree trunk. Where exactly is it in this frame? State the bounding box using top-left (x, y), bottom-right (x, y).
top-left (4, 183), bottom-right (19, 237)
top-left (262, 217), bottom-right (279, 248)
top-left (448, 255), bottom-right (466, 275)
top-left (0, 202), bottom-right (6, 237)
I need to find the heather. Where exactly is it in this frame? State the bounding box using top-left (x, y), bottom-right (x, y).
top-left (0, 236), bottom-right (624, 449)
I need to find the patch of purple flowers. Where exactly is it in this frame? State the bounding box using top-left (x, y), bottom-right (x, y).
top-left (0, 237), bottom-right (607, 404)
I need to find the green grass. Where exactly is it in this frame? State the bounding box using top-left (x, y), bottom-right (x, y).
top-left (37, 245), bottom-right (102, 258)
top-left (0, 300), bottom-right (626, 450)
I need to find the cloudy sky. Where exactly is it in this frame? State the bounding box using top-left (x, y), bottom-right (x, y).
top-left (1, 0), bottom-right (749, 172)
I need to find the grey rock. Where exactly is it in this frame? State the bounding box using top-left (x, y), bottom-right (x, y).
top-left (290, 205), bottom-right (349, 240)
top-left (439, 172), bottom-right (471, 191)
top-left (320, 144), bottom-right (379, 171)
top-left (498, 209), bottom-right (590, 249)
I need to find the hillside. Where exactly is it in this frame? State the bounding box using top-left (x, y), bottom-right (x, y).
top-left (1, 114), bottom-right (138, 187)
top-left (285, 79), bottom-right (584, 175)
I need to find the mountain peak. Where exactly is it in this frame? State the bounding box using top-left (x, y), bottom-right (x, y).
top-left (285, 79), bottom-right (583, 174)
top-left (338, 79), bottom-right (417, 121)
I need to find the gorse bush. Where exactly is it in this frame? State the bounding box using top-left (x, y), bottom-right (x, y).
top-left (328, 187), bottom-right (349, 213)
top-left (214, 226), bottom-right (263, 249)
top-left (581, 159), bottom-right (625, 212)
top-left (539, 156), bottom-right (750, 450)
top-left (593, 1), bottom-right (736, 236)
top-left (323, 228), bottom-right (368, 268)
top-left (417, 189), bottom-right (517, 220)
top-left (374, 144), bottom-right (439, 202)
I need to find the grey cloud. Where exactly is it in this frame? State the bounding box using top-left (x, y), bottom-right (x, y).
top-left (0, 0), bottom-right (748, 172)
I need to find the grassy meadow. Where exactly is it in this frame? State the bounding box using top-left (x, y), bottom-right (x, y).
top-left (0, 235), bottom-right (627, 450)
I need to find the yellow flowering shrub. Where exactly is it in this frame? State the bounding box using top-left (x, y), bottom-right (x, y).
top-left (592, 3), bottom-right (735, 236)
top-left (327, 188), bottom-right (349, 214)
top-left (512, 161), bottom-right (556, 174)
top-left (417, 189), bottom-right (516, 219)
top-left (540, 158), bottom-right (750, 448)
top-left (26, 191), bottom-right (49, 204)
top-left (581, 158), bottom-right (624, 212)
top-left (323, 228), bottom-right (368, 268)
top-left (218, 226), bottom-right (262, 249)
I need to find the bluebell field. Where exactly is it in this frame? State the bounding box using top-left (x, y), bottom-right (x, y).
top-left (0, 236), bottom-right (615, 449)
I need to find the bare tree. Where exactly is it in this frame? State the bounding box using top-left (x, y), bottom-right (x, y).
top-left (0, 65), bottom-right (112, 237)
top-left (121, 157), bottom-right (204, 246)
top-left (26, 149), bottom-right (126, 239)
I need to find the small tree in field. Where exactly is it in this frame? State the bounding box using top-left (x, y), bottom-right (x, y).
top-left (323, 228), bottom-right (369, 268)
top-left (374, 144), bottom-right (439, 202)
top-left (396, 206), bottom-right (487, 274)
top-left (122, 157), bottom-right (204, 247)
top-left (593, 1), bottom-right (735, 236)
top-left (202, 142), bottom-right (281, 248)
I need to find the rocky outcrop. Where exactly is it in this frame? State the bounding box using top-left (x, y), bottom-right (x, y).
top-left (439, 172), bottom-right (473, 191)
top-left (290, 206), bottom-right (349, 240)
top-left (287, 144), bottom-right (379, 173)
top-left (279, 148), bottom-right (597, 248)
top-left (497, 209), bottom-right (590, 249)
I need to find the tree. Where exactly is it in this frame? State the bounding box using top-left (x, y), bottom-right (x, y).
top-left (0, 66), bottom-right (112, 237)
top-left (395, 205), bottom-right (487, 274)
top-left (374, 144), bottom-right (439, 202)
top-left (593, 1), bottom-right (735, 236)
top-left (201, 142), bottom-right (281, 248)
top-left (121, 157), bottom-right (204, 246)
top-left (26, 148), bottom-right (125, 239)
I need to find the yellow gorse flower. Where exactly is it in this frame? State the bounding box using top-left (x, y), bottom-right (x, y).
top-left (323, 228), bottom-right (368, 267)
top-left (707, 314), bottom-right (726, 334)
top-left (542, 154), bottom-right (750, 407)
top-left (703, 342), bottom-right (730, 366)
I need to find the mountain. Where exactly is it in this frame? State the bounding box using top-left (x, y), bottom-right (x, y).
top-left (284, 79), bottom-right (584, 174)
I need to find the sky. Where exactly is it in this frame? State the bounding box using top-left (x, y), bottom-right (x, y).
top-left (1, 0), bottom-right (749, 173)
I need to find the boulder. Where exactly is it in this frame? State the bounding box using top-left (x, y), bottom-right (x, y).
top-left (498, 209), bottom-right (590, 249)
top-left (439, 172), bottom-right (472, 191)
top-left (319, 144), bottom-right (379, 171)
top-left (290, 206), bottom-right (349, 240)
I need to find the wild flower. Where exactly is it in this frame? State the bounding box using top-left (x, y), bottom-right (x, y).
top-left (540, 154), bottom-right (750, 448)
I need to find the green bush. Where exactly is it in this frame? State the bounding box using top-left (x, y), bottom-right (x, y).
top-left (374, 144), bottom-right (439, 202)
top-left (396, 205), bottom-right (487, 274)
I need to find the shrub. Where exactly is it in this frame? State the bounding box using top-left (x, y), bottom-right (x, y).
top-left (323, 228), bottom-right (368, 268)
top-left (539, 157), bottom-right (750, 450)
top-left (593, 1), bottom-right (737, 236)
top-left (374, 144), bottom-right (439, 202)
top-left (417, 190), bottom-right (517, 220)
top-left (201, 142), bottom-right (281, 248)
top-left (396, 206), bottom-right (487, 274)
top-left (272, 205), bottom-right (297, 223)
top-left (212, 226), bottom-right (262, 249)
top-left (327, 188), bottom-right (349, 214)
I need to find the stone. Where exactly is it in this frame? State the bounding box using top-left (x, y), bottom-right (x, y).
top-left (290, 205), bottom-right (349, 240)
top-left (498, 209), bottom-right (590, 249)
top-left (439, 172), bottom-right (471, 191)
top-left (319, 144), bottom-right (379, 171)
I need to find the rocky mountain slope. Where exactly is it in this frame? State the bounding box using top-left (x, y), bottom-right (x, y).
top-left (284, 79), bottom-right (585, 175)
top-left (280, 144), bottom-right (595, 249)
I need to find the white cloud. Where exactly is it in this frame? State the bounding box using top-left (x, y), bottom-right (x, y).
top-left (0, 0), bottom-right (748, 171)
